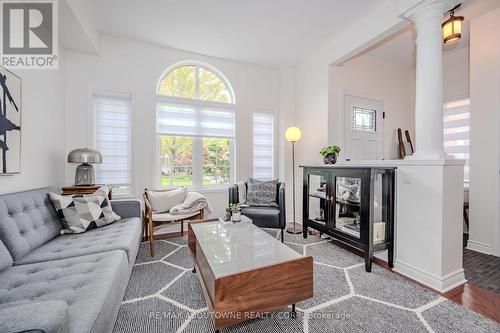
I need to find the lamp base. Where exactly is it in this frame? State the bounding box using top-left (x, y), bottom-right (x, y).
top-left (286, 222), bottom-right (303, 234)
top-left (74, 163), bottom-right (96, 186)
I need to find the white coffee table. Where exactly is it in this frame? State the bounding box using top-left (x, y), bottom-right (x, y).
top-left (188, 217), bottom-right (313, 332)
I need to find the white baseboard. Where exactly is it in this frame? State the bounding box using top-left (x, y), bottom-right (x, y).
top-left (466, 239), bottom-right (492, 255)
top-left (394, 260), bottom-right (466, 293)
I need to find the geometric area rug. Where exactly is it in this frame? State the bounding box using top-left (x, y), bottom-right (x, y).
top-left (113, 230), bottom-right (499, 333)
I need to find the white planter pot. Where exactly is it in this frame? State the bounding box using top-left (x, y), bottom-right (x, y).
top-left (231, 212), bottom-right (241, 222)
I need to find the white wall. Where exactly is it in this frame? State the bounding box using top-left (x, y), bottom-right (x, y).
top-left (328, 55), bottom-right (415, 160)
top-left (443, 47), bottom-right (469, 101)
top-left (468, 7), bottom-right (500, 256)
top-left (278, 67), bottom-right (298, 222)
top-left (63, 35), bottom-right (282, 217)
top-left (0, 50), bottom-right (66, 194)
top-left (293, 0), bottom-right (409, 220)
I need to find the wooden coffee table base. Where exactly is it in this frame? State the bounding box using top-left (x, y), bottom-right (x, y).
top-left (188, 221), bottom-right (313, 331)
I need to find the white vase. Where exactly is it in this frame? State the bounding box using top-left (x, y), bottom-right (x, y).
top-left (231, 212), bottom-right (241, 222)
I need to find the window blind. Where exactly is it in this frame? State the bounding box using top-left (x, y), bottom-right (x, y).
top-left (444, 98), bottom-right (470, 182)
top-left (157, 102), bottom-right (235, 138)
top-left (94, 92), bottom-right (132, 193)
top-left (253, 111), bottom-right (274, 180)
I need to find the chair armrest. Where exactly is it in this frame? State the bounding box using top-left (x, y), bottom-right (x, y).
top-left (228, 184), bottom-right (238, 205)
top-left (0, 300), bottom-right (69, 333)
top-left (278, 182), bottom-right (286, 228)
top-left (110, 199), bottom-right (141, 218)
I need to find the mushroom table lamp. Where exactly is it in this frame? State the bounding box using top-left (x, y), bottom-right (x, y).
top-left (67, 148), bottom-right (102, 186)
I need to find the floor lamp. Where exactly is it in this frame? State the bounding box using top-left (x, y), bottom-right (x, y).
top-left (285, 126), bottom-right (302, 234)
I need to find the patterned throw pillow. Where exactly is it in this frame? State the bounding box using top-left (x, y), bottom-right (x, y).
top-left (49, 186), bottom-right (121, 234)
top-left (246, 178), bottom-right (278, 207)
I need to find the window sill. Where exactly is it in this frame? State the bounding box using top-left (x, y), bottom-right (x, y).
top-left (190, 186), bottom-right (229, 193)
top-left (159, 185), bottom-right (230, 193)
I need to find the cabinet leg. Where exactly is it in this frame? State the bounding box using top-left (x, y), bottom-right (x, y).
top-left (291, 304), bottom-right (297, 319)
top-left (303, 225), bottom-right (307, 239)
top-left (388, 245), bottom-right (394, 268)
top-left (192, 267), bottom-right (196, 274)
top-left (364, 252), bottom-right (372, 272)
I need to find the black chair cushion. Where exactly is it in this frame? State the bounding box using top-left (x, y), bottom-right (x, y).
top-left (241, 206), bottom-right (280, 229)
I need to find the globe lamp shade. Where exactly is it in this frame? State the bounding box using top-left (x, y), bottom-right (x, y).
top-left (285, 127), bottom-right (302, 142)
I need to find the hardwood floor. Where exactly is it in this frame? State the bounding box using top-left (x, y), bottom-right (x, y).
top-left (443, 283), bottom-right (500, 323)
top-left (154, 229), bottom-right (500, 323)
top-left (329, 238), bottom-right (500, 323)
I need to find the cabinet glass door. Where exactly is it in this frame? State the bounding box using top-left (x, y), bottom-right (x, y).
top-left (334, 176), bottom-right (362, 239)
top-left (373, 172), bottom-right (388, 244)
top-left (307, 173), bottom-right (329, 227)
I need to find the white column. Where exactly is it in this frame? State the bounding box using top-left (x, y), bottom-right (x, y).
top-left (408, 2), bottom-right (447, 159)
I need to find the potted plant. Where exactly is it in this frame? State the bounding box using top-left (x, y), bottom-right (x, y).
top-left (229, 203), bottom-right (241, 222)
top-left (320, 145), bottom-right (341, 165)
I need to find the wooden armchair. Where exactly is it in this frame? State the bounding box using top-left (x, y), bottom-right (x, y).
top-left (143, 188), bottom-right (204, 257)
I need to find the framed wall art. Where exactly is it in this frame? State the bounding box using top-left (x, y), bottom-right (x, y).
top-left (0, 66), bottom-right (21, 174)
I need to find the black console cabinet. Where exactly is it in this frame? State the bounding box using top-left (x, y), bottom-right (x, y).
top-left (300, 165), bottom-right (395, 272)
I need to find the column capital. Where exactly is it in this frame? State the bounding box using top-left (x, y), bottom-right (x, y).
top-left (399, 0), bottom-right (458, 21)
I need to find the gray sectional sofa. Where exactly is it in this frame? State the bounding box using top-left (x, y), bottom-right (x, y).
top-left (0, 187), bottom-right (142, 333)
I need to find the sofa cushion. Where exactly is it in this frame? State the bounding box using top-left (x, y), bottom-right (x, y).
top-left (16, 217), bottom-right (141, 265)
top-left (110, 199), bottom-right (141, 219)
top-left (0, 239), bottom-right (13, 272)
top-left (0, 250), bottom-right (130, 333)
top-left (0, 187), bottom-right (61, 262)
top-left (0, 300), bottom-right (69, 333)
top-left (241, 206), bottom-right (280, 229)
top-left (147, 188), bottom-right (187, 213)
top-left (49, 186), bottom-right (120, 234)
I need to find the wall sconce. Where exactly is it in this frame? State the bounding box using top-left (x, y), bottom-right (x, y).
top-left (442, 4), bottom-right (464, 45)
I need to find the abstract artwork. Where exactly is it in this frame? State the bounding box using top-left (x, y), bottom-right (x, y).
top-left (0, 66), bottom-right (21, 174)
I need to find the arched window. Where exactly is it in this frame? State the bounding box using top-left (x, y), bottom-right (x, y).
top-left (156, 62), bottom-right (235, 188)
top-left (157, 63), bottom-right (234, 104)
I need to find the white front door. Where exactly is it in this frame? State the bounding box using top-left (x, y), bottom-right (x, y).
top-left (344, 95), bottom-right (384, 160)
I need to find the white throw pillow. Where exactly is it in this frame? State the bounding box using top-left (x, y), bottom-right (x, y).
top-left (147, 188), bottom-right (187, 213)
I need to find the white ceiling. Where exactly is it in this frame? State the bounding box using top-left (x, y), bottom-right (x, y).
top-left (364, 0), bottom-right (500, 68)
top-left (90, 0), bottom-right (383, 67)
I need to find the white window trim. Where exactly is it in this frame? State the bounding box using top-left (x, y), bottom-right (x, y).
top-left (155, 61), bottom-right (236, 189)
top-left (92, 90), bottom-right (134, 197)
top-left (155, 96), bottom-right (236, 189)
top-left (155, 134), bottom-right (235, 191)
top-left (156, 60), bottom-right (236, 104)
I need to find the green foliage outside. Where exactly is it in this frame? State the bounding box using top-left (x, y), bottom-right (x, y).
top-left (202, 138), bottom-right (230, 184)
top-left (158, 65), bottom-right (231, 103)
top-left (158, 64), bottom-right (233, 187)
top-left (160, 136), bottom-right (230, 187)
top-left (158, 66), bottom-right (196, 99)
top-left (160, 136), bottom-right (193, 187)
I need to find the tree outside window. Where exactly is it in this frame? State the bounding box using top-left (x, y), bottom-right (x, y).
top-left (157, 62), bottom-right (235, 188)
